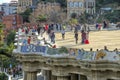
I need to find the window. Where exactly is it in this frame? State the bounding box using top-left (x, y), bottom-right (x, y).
top-left (74, 2), bottom-right (79, 7)
top-left (69, 2), bottom-right (73, 7)
top-left (79, 2), bottom-right (83, 7)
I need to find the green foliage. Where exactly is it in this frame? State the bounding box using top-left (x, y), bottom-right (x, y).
top-left (0, 23), bottom-right (5, 34)
top-left (0, 25), bottom-right (16, 69)
top-left (78, 14), bottom-right (87, 24)
top-left (3, 57), bottom-right (17, 68)
top-left (96, 0), bottom-right (120, 10)
top-left (6, 31), bottom-right (15, 46)
top-left (59, 46), bottom-right (68, 54)
top-left (37, 14), bottom-right (47, 22)
top-left (96, 16), bottom-right (103, 23)
top-left (6, 43), bottom-right (15, 53)
top-left (71, 13), bottom-right (77, 19)
top-left (104, 10), bottom-right (120, 23)
top-left (0, 73), bottom-right (8, 80)
top-left (19, 8), bottom-right (32, 22)
top-left (0, 23), bottom-right (5, 47)
top-left (69, 18), bottom-right (78, 25)
top-left (0, 23), bottom-right (5, 29)
top-left (95, 0), bottom-right (120, 23)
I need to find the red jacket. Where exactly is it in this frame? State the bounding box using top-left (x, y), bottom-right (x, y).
top-left (45, 24), bottom-right (48, 30)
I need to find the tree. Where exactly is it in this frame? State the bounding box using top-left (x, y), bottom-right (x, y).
top-left (71, 13), bottom-right (77, 19)
top-left (19, 8), bottom-right (33, 23)
top-left (0, 23), bottom-right (5, 47)
top-left (0, 73), bottom-right (8, 80)
top-left (37, 14), bottom-right (48, 22)
top-left (0, 48), bottom-right (11, 57)
top-left (49, 11), bottom-right (66, 23)
top-left (0, 25), bottom-right (16, 70)
top-left (0, 31), bottom-right (15, 58)
top-left (6, 31), bottom-right (15, 46)
top-left (78, 13), bottom-right (87, 24)
top-left (69, 18), bottom-right (78, 25)
top-left (104, 10), bottom-right (120, 23)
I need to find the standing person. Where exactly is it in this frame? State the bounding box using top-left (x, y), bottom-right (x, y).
top-left (103, 21), bottom-right (107, 28)
top-left (61, 29), bottom-right (65, 40)
top-left (27, 36), bottom-right (31, 44)
top-left (37, 24), bottom-right (41, 34)
top-left (74, 30), bottom-right (78, 44)
top-left (74, 25), bottom-right (78, 32)
top-left (96, 23), bottom-right (99, 30)
top-left (56, 23), bottom-right (58, 31)
top-left (25, 27), bottom-right (28, 34)
top-left (98, 23), bottom-right (102, 30)
top-left (50, 30), bottom-right (55, 43)
top-left (37, 26), bottom-right (40, 34)
top-left (81, 30), bottom-right (85, 44)
top-left (44, 24), bottom-right (49, 32)
top-left (81, 24), bottom-right (90, 44)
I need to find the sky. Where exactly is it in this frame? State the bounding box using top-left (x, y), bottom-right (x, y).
top-left (0, 0), bottom-right (17, 4)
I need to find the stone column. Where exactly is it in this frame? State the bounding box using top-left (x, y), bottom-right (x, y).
top-left (88, 77), bottom-right (106, 80)
top-left (52, 67), bottom-right (70, 80)
top-left (46, 70), bottom-right (51, 80)
top-left (23, 71), bottom-right (27, 80)
top-left (71, 74), bottom-right (78, 80)
top-left (51, 75), bottom-right (57, 80)
top-left (26, 71), bottom-right (37, 80)
top-left (57, 76), bottom-right (69, 80)
top-left (88, 71), bottom-right (106, 80)
top-left (43, 70), bottom-right (52, 80)
top-left (79, 75), bottom-right (87, 80)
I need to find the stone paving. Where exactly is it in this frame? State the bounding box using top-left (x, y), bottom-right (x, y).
top-left (55, 30), bottom-right (120, 51)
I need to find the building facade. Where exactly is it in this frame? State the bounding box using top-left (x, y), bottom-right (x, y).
top-left (67, 0), bottom-right (85, 19)
top-left (67, 0), bottom-right (95, 19)
top-left (29, 2), bottom-right (61, 23)
top-left (0, 0), bottom-right (17, 16)
top-left (17, 0), bottom-right (38, 13)
top-left (2, 14), bottom-right (23, 29)
top-left (0, 11), bottom-right (4, 22)
top-left (85, 0), bottom-right (95, 14)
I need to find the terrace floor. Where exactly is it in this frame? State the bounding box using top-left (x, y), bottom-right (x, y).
top-left (55, 30), bottom-right (120, 51)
